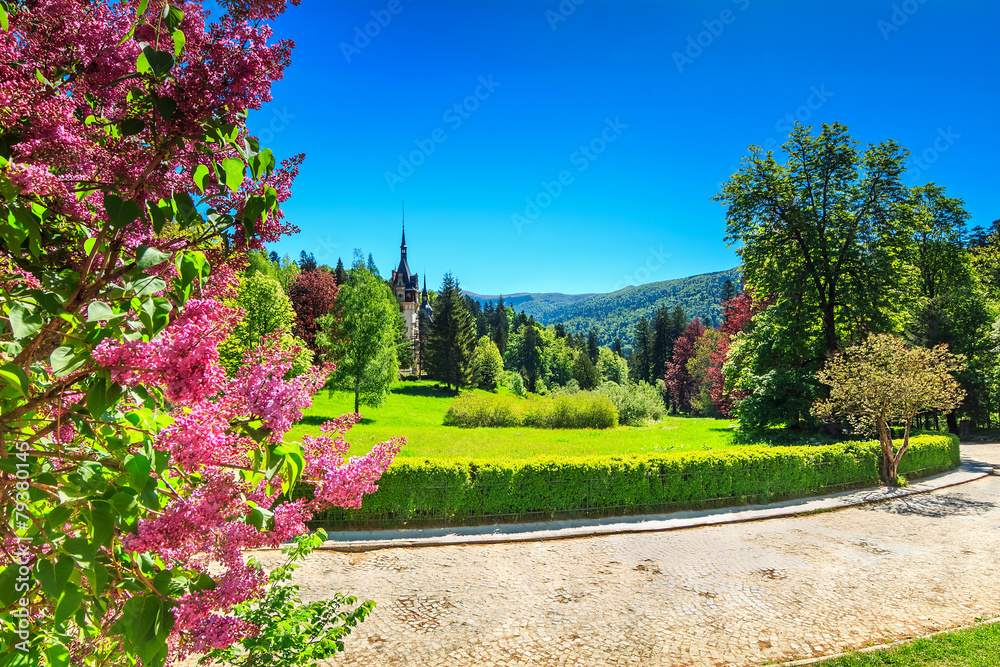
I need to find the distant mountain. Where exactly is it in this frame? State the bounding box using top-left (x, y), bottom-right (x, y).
top-left (464, 268), bottom-right (742, 349)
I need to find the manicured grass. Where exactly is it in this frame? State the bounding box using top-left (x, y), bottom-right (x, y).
top-left (815, 622), bottom-right (1000, 666)
top-left (287, 381), bottom-right (737, 460)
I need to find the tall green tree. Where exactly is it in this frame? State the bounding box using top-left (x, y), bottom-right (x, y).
top-left (472, 336), bottom-right (505, 390)
top-left (721, 278), bottom-right (737, 305)
top-left (219, 273), bottom-right (313, 376)
top-left (334, 257), bottom-right (348, 286)
top-left (717, 122), bottom-right (913, 355)
top-left (428, 273), bottom-right (477, 390)
top-left (587, 327), bottom-right (600, 363)
top-left (716, 122), bottom-right (915, 428)
top-left (630, 316), bottom-right (653, 384)
top-left (650, 306), bottom-right (676, 384)
top-left (573, 351), bottom-right (600, 390)
top-left (317, 259), bottom-right (400, 413)
top-left (492, 295), bottom-right (510, 355)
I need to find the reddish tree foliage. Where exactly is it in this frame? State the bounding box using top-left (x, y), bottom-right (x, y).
top-left (663, 316), bottom-right (706, 413)
top-left (288, 269), bottom-right (339, 350)
top-left (707, 292), bottom-right (767, 416)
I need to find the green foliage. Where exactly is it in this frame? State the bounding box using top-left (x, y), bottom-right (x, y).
top-left (201, 531), bottom-right (373, 667)
top-left (472, 336), bottom-right (504, 390)
top-left (443, 391), bottom-right (618, 429)
top-left (310, 434), bottom-right (959, 528)
top-left (572, 350), bottom-right (600, 390)
top-left (427, 273), bottom-right (476, 390)
top-left (503, 370), bottom-right (526, 397)
top-left (219, 272), bottom-right (313, 376)
top-left (813, 334), bottom-right (965, 484)
top-left (597, 381), bottom-right (665, 426)
top-left (245, 249), bottom-right (300, 292)
top-left (596, 347), bottom-right (629, 385)
top-left (687, 328), bottom-right (722, 416)
top-left (506, 269), bottom-right (741, 348)
top-left (317, 261), bottom-right (400, 413)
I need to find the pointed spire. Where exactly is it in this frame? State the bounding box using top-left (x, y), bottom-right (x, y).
top-left (401, 201), bottom-right (406, 250)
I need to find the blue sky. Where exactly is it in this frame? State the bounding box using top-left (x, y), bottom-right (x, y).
top-left (252, 0), bottom-right (998, 295)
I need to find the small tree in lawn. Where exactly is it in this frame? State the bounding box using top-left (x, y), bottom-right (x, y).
top-left (317, 258), bottom-right (400, 413)
top-left (812, 334), bottom-right (965, 485)
top-left (472, 336), bottom-right (504, 390)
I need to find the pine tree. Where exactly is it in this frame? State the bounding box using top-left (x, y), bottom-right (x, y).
top-left (366, 253), bottom-right (379, 276)
top-left (630, 316), bottom-right (653, 384)
top-left (299, 251), bottom-right (317, 273)
top-left (650, 305), bottom-right (673, 382)
top-left (427, 272), bottom-right (476, 390)
top-left (334, 258), bottom-right (348, 286)
top-left (492, 295), bottom-right (509, 355)
top-left (612, 338), bottom-right (623, 357)
top-left (721, 278), bottom-right (737, 305)
top-left (554, 323), bottom-right (566, 339)
top-left (587, 328), bottom-right (600, 363)
top-left (269, 250), bottom-right (279, 263)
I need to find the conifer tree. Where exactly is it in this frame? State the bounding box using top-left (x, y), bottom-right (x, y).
top-left (492, 295), bottom-right (509, 355)
top-left (630, 316), bottom-right (653, 384)
top-left (587, 327), bottom-right (600, 363)
top-left (612, 338), bottom-right (624, 357)
top-left (428, 273), bottom-right (476, 390)
top-left (366, 252), bottom-right (380, 276)
top-left (650, 305), bottom-right (673, 383)
top-left (299, 250), bottom-right (318, 273)
top-left (335, 258), bottom-right (348, 286)
top-left (721, 278), bottom-right (737, 305)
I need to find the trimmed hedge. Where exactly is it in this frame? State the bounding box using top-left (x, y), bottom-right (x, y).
top-left (443, 391), bottom-right (618, 429)
top-left (308, 434), bottom-right (960, 529)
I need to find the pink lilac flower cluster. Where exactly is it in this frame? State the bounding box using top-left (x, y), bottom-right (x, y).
top-left (0, 0), bottom-right (399, 659)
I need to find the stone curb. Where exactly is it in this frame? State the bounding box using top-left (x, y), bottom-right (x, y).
top-left (771, 614), bottom-right (1000, 666)
top-left (317, 456), bottom-right (994, 553)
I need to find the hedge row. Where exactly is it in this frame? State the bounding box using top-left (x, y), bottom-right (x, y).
top-left (308, 434), bottom-right (960, 529)
top-left (443, 391), bottom-right (618, 429)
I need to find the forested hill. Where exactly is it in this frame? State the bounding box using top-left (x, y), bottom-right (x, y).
top-left (466, 268), bottom-right (742, 348)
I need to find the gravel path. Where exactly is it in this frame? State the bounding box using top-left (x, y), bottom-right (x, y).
top-left (275, 445), bottom-right (1000, 666)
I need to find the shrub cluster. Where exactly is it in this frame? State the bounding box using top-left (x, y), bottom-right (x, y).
top-left (309, 434), bottom-right (959, 529)
top-left (597, 381), bottom-right (666, 426)
top-left (443, 391), bottom-right (618, 429)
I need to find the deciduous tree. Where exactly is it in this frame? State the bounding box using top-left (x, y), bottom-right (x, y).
top-left (288, 268), bottom-right (339, 352)
top-left (813, 335), bottom-right (965, 484)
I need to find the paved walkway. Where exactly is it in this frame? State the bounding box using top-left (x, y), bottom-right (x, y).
top-left (277, 445), bottom-right (1000, 666)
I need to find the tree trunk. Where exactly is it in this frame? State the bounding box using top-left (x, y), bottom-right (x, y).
top-left (946, 411), bottom-right (959, 436)
top-left (876, 418), bottom-right (899, 486)
top-left (822, 302), bottom-right (837, 354)
top-left (354, 378), bottom-right (360, 414)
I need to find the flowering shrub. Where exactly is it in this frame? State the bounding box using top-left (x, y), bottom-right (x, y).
top-left (0, 1), bottom-right (400, 665)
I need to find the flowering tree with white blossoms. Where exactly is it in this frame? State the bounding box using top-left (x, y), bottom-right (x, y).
top-left (0, 1), bottom-right (400, 664)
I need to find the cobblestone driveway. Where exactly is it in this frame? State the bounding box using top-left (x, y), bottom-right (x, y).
top-left (286, 446), bottom-right (1000, 666)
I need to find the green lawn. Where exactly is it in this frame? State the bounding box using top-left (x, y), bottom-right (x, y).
top-left (288, 381), bottom-right (737, 460)
top-left (815, 622), bottom-right (1000, 666)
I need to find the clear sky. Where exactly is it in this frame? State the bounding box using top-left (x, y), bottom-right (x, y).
top-left (252, 0), bottom-right (998, 295)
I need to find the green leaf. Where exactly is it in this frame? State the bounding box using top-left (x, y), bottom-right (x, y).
top-left (86, 301), bottom-right (115, 322)
top-left (219, 158), bottom-right (245, 193)
top-left (50, 346), bottom-right (87, 378)
top-left (132, 274), bottom-right (167, 297)
top-left (247, 504), bottom-right (274, 531)
top-left (137, 0), bottom-right (150, 15)
top-left (136, 245), bottom-right (171, 270)
top-left (137, 47), bottom-right (174, 78)
top-left (104, 194), bottom-right (141, 230)
top-left (0, 5), bottom-right (8, 31)
top-left (0, 363), bottom-right (30, 398)
top-left (173, 191), bottom-right (197, 226)
top-left (172, 29), bottom-right (186, 58)
top-left (120, 118), bottom-right (145, 136)
top-left (192, 164), bottom-right (211, 194)
top-left (84, 236), bottom-right (99, 256)
top-left (54, 584), bottom-right (84, 626)
top-left (0, 566), bottom-right (18, 606)
top-left (250, 148), bottom-right (275, 180)
top-left (8, 302), bottom-right (43, 338)
top-left (62, 537), bottom-right (97, 569)
top-left (89, 501), bottom-right (115, 547)
top-left (43, 645), bottom-right (70, 667)
top-left (125, 453), bottom-right (151, 491)
top-left (163, 4), bottom-right (185, 32)
top-left (155, 96), bottom-right (177, 120)
top-left (36, 556), bottom-right (75, 598)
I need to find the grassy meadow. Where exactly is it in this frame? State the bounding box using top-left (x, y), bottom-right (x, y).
top-left (287, 381), bottom-right (738, 460)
